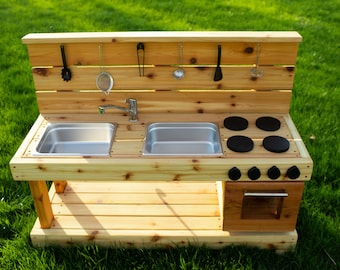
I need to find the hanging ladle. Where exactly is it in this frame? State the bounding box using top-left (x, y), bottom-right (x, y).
top-left (250, 43), bottom-right (264, 78)
top-left (173, 43), bottom-right (184, 79)
top-left (96, 44), bottom-right (114, 95)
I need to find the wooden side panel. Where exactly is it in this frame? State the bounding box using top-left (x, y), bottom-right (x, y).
top-left (222, 182), bottom-right (304, 232)
top-left (36, 90), bottom-right (292, 114)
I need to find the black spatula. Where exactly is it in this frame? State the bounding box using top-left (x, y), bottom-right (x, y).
top-left (214, 44), bottom-right (223, 81)
top-left (60, 45), bottom-right (72, 82)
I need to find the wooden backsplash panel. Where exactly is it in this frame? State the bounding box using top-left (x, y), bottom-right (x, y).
top-left (22, 31), bottom-right (301, 115)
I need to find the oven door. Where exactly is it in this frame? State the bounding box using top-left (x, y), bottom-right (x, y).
top-left (222, 182), bottom-right (304, 232)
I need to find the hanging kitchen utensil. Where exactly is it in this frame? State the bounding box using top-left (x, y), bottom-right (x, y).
top-left (213, 44), bottom-right (223, 81)
top-left (250, 43), bottom-right (264, 78)
top-left (96, 44), bottom-right (114, 95)
top-left (136, 42), bottom-right (145, 77)
top-left (60, 45), bottom-right (72, 82)
top-left (173, 43), bottom-right (185, 79)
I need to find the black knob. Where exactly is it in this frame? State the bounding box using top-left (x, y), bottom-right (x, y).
top-left (248, 166), bottom-right (261, 180)
top-left (228, 167), bottom-right (241, 181)
top-left (286, 166), bottom-right (301, 179)
top-left (267, 166), bottom-right (280, 180)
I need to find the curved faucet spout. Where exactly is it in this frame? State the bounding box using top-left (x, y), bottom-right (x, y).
top-left (98, 98), bottom-right (138, 122)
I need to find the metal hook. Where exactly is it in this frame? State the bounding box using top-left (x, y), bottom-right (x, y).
top-left (178, 43), bottom-right (183, 68)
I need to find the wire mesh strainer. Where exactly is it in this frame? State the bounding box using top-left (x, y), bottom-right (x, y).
top-left (96, 44), bottom-right (114, 95)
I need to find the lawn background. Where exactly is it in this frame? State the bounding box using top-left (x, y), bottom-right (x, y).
top-left (0, 0), bottom-right (339, 269)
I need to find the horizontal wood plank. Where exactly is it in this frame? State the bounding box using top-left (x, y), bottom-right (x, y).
top-left (11, 157), bottom-right (313, 181)
top-left (53, 193), bottom-right (218, 205)
top-left (35, 91), bottom-right (292, 114)
top-left (51, 216), bottom-right (221, 230)
top-left (31, 225), bottom-right (298, 250)
top-left (52, 204), bottom-right (220, 217)
top-left (26, 42), bottom-right (299, 66)
top-left (64, 181), bottom-right (218, 194)
top-left (22, 31), bottom-right (302, 44)
top-left (31, 66), bottom-right (295, 91)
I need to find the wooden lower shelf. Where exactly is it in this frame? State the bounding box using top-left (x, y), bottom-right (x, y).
top-left (30, 181), bottom-right (298, 252)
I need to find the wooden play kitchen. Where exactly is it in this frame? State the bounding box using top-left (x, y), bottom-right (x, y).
top-left (10, 31), bottom-right (313, 252)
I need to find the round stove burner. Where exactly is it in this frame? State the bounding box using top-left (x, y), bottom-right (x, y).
top-left (227, 135), bottom-right (254, 153)
top-left (256, 116), bottom-right (281, 131)
top-left (224, 116), bottom-right (248, 131)
top-left (263, 135), bottom-right (290, 153)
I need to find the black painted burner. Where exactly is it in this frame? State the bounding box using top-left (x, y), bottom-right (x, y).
top-left (224, 116), bottom-right (248, 131)
top-left (227, 135), bottom-right (254, 153)
top-left (263, 135), bottom-right (290, 153)
top-left (256, 116), bottom-right (281, 131)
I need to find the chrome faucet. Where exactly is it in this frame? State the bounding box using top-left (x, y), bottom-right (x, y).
top-left (98, 98), bottom-right (138, 122)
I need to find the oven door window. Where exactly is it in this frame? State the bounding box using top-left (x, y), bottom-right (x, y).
top-left (241, 190), bottom-right (288, 220)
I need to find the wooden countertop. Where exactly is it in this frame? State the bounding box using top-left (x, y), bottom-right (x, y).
top-left (10, 113), bottom-right (313, 182)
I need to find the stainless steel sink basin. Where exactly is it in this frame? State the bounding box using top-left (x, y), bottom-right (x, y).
top-left (143, 122), bottom-right (223, 156)
top-left (33, 123), bottom-right (116, 156)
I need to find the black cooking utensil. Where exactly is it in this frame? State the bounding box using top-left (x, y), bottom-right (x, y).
top-left (60, 45), bottom-right (72, 82)
top-left (214, 44), bottom-right (223, 81)
top-left (137, 42), bottom-right (145, 77)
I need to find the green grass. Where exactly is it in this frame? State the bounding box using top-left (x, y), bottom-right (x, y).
top-left (0, 0), bottom-right (339, 269)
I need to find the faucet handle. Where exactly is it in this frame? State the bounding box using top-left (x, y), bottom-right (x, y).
top-left (126, 98), bottom-right (136, 104)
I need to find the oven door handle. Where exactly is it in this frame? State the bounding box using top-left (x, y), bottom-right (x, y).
top-left (244, 192), bottom-right (288, 197)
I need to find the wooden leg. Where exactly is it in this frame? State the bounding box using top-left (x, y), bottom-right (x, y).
top-left (54, 180), bottom-right (67, 193)
top-left (29, 181), bottom-right (54, 229)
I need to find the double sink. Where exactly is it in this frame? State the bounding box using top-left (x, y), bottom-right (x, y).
top-left (33, 122), bottom-right (223, 157)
